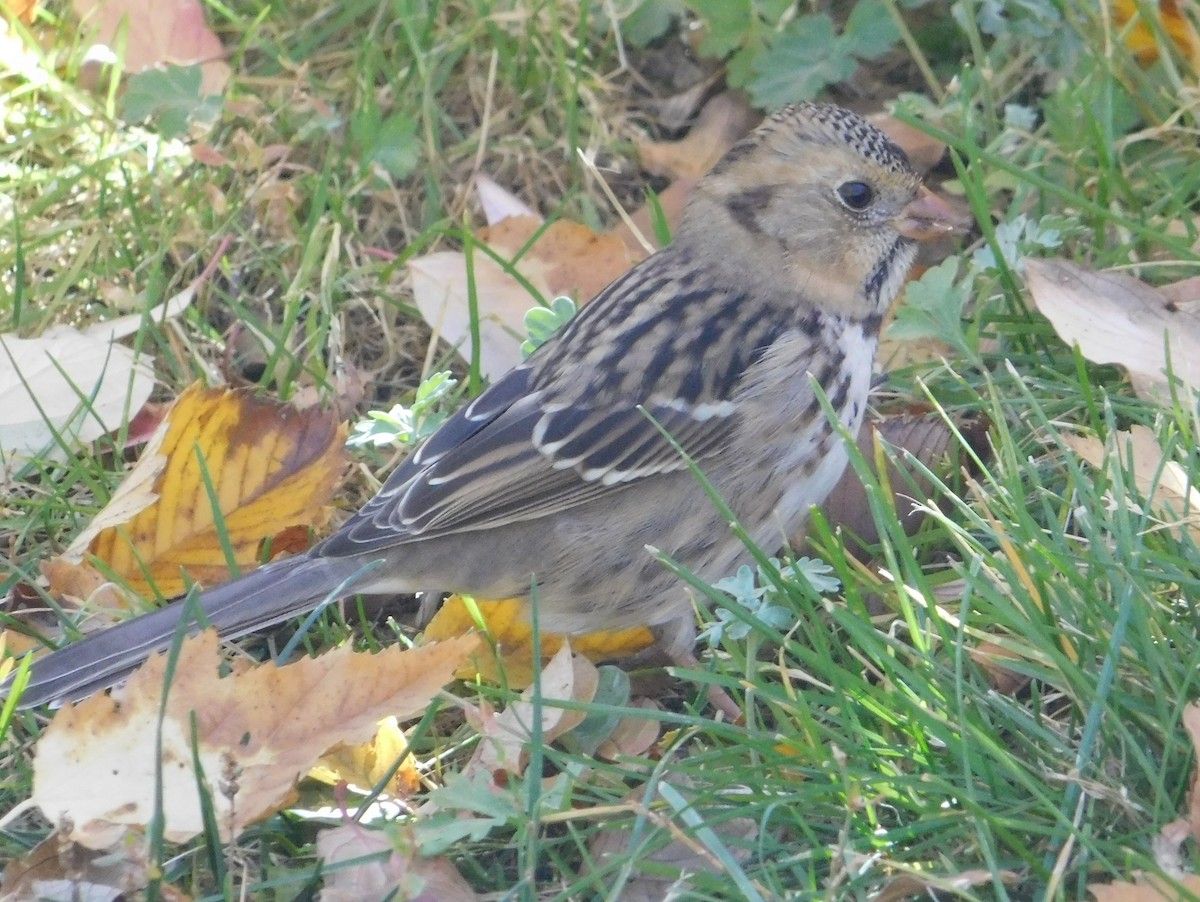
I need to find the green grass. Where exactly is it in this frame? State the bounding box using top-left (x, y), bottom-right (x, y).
top-left (4, 0), bottom-right (1200, 898)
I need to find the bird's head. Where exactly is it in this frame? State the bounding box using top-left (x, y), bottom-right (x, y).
top-left (684, 103), bottom-right (967, 319)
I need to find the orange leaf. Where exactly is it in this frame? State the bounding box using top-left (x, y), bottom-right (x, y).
top-left (1, 0), bottom-right (38, 23)
top-left (424, 596), bottom-right (654, 687)
top-left (75, 384), bottom-right (347, 599)
top-left (1113, 0), bottom-right (1200, 71)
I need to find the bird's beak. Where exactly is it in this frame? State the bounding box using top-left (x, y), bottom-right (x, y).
top-left (892, 186), bottom-right (972, 241)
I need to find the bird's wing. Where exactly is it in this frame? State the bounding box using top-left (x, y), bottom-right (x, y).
top-left (321, 380), bottom-right (742, 553)
top-left (320, 258), bottom-right (799, 555)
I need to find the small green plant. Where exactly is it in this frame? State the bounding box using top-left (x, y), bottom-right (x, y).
top-left (348, 371), bottom-right (458, 448)
top-left (703, 556), bottom-right (840, 644)
top-left (122, 65), bottom-right (223, 138)
top-left (521, 295), bottom-right (576, 358)
top-left (618, 0), bottom-right (925, 107)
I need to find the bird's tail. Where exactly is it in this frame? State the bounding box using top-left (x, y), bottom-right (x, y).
top-left (10, 553), bottom-right (369, 709)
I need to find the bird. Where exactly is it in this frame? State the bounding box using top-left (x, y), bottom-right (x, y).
top-left (9, 103), bottom-right (966, 710)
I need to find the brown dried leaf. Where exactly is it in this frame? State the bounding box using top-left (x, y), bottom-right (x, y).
top-left (611, 177), bottom-right (696, 254)
top-left (0, 831), bottom-right (152, 901)
top-left (1183, 704), bottom-right (1200, 844)
top-left (597, 698), bottom-right (663, 760)
top-left (31, 631), bottom-right (481, 849)
top-left (410, 188), bottom-right (643, 379)
top-left (637, 91), bottom-right (757, 181)
top-left (1089, 873), bottom-right (1200, 901)
top-left (869, 113), bottom-right (948, 174)
top-left (970, 640), bottom-right (1032, 696)
top-left (1113, 0), bottom-right (1200, 71)
top-left (479, 217), bottom-right (639, 302)
top-left (1, 0), bottom-right (38, 23)
top-left (66, 384), bottom-right (347, 600)
top-left (874, 868), bottom-right (1018, 902)
top-left (586, 783), bottom-right (756, 900)
top-left (811, 413), bottom-right (989, 551)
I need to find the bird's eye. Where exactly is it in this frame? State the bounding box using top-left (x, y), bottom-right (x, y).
top-left (836, 181), bottom-right (875, 211)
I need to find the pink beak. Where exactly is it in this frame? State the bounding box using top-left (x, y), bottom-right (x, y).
top-left (892, 186), bottom-right (972, 241)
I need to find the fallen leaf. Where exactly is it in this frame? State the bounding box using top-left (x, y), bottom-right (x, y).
top-left (423, 596), bottom-right (654, 687)
top-left (409, 179), bottom-right (645, 379)
top-left (312, 715), bottom-right (421, 798)
top-left (1113, 0), bottom-right (1200, 71)
top-left (474, 173), bottom-right (536, 225)
top-left (463, 644), bottom-right (598, 777)
top-left (637, 90), bottom-right (757, 180)
top-left (74, 0), bottom-right (231, 94)
top-left (597, 698), bottom-right (663, 761)
top-left (479, 217), bottom-right (638, 303)
top-left (1183, 704), bottom-right (1200, 844)
top-left (610, 176), bottom-right (696, 254)
top-left (1155, 819), bottom-right (1193, 881)
top-left (1157, 274), bottom-right (1200, 309)
top-left (41, 557), bottom-right (130, 624)
top-left (409, 249), bottom-right (541, 379)
top-left (1089, 873), bottom-right (1200, 901)
top-left (586, 781), bottom-right (757, 900)
top-left (31, 631), bottom-right (482, 849)
top-left (869, 113), bottom-right (947, 174)
top-left (60, 384), bottom-right (347, 600)
top-left (875, 868), bottom-right (1018, 901)
top-left (1025, 258), bottom-right (1200, 403)
top-left (0, 831), bottom-right (150, 900)
top-left (807, 413), bottom-right (990, 552)
top-left (0, 328), bottom-right (155, 465)
top-left (1063, 425), bottom-right (1200, 545)
top-left (2, 0), bottom-right (38, 23)
top-left (970, 640), bottom-right (1032, 696)
top-left (317, 821), bottom-right (478, 902)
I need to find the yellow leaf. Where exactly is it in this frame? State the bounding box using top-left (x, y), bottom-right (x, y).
top-left (78, 384), bottom-right (347, 599)
top-left (424, 596), bottom-right (654, 687)
top-left (1113, 0), bottom-right (1200, 72)
top-left (312, 716), bottom-right (421, 797)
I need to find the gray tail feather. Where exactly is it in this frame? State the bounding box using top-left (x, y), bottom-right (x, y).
top-left (10, 554), bottom-right (357, 708)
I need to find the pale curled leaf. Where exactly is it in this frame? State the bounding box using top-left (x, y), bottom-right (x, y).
top-left (0, 328), bottom-right (155, 465)
top-left (1025, 258), bottom-right (1200, 402)
top-left (316, 822), bottom-right (478, 902)
top-left (409, 250), bottom-right (533, 379)
top-left (460, 644), bottom-right (597, 779)
top-left (1063, 426), bottom-right (1200, 545)
top-left (474, 173), bottom-right (536, 225)
top-left (874, 868), bottom-right (1018, 902)
top-left (31, 631), bottom-right (482, 849)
